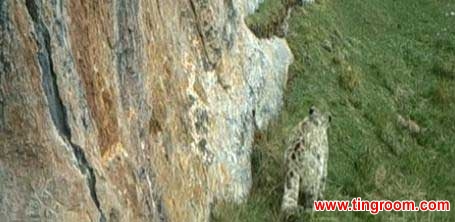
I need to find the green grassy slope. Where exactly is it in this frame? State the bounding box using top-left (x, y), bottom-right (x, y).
top-left (214, 0), bottom-right (455, 221)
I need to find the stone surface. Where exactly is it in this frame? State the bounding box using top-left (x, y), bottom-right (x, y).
top-left (0, 0), bottom-right (292, 221)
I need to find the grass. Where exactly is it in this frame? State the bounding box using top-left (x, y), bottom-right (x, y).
top-left (245, 0), bottom-right (287, 37)
top-left (214, 0), bottom-right (455, 221)
top-left (245, 0), bottom-right (300, 37)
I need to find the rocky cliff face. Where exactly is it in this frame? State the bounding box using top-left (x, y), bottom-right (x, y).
top-left (0, 0), bottom-right (292, 221)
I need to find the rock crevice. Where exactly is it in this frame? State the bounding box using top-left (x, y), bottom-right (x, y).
top-left (24, 1), bottom-right (106, 220)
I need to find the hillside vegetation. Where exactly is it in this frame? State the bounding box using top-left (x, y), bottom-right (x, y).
top-left (214, 0), bottom-right (455, 221)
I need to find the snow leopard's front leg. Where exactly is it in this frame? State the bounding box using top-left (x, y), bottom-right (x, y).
top-left (318, 162), bottom-right (328, 200)
top-left (281, 169), bottom-right (300, 214)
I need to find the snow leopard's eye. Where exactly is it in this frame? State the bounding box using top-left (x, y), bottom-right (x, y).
top-left (309, 106), bottom-right (316, 115)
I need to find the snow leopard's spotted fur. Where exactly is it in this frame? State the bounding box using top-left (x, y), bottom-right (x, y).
top-left (281, 106), bottom-right (331, 215)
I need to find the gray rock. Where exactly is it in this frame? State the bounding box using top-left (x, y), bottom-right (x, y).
top-left (0, 0), bottom-right (293, 221)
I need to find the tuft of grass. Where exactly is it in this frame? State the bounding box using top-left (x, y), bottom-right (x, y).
top-left (431, 80), bottom-right (454, 106)
top-left (245, 0), bottom-right (302, 38)
top-left (338, 64), bottom-right (361, 91)
top-left (215, 0), bottom-right (455, 221)
top-left (432, 57), bottom-right (455, 80)
top-left (245, 0), bottom-right (287, 38)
